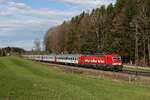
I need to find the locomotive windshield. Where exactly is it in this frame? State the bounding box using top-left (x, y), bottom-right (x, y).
top-left (113, 56), bottom-right (121, 60)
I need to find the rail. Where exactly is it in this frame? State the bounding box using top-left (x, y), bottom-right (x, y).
top-left (123, 65), bottom-right (150, 70)
top-left (121, 69), bottom-right (150, 77)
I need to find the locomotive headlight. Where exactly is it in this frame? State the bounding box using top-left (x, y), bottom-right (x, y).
top-left (112, 63), bottom-right (121, 65)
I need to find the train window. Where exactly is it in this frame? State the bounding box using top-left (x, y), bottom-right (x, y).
top-left (113, 56), bottom-right (121, 60)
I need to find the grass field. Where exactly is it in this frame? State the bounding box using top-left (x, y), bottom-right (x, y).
top-left (0, 56), bottom-right (150, 100)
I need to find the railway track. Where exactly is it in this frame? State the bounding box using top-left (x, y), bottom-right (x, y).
top-left (35, 60), bottom-right (150, 77)
top-left (121, 69), bottom-right (150, 77)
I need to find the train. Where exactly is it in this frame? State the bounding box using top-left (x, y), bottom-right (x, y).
top-left (23, 54), bottom-right (123, 71)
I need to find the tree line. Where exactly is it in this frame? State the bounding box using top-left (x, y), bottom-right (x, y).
top-left (0, 47), bottom-right (25, 56)
top-left (44, 0), bottom-right (150, 66)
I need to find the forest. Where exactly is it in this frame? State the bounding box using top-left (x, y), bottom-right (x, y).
top-left (44, 0), bottom-right (150, 66)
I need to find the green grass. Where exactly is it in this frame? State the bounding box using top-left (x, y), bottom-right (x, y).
top-left (0, 56), bottom-right (150, 100)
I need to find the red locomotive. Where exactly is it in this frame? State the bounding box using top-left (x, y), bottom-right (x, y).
top-left (24, 54), bottom-right (123, 71)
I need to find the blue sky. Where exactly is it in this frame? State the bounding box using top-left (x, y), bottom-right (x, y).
top-left (0, 0), bottom-right (116, 50)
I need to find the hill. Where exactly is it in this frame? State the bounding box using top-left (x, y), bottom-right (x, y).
top-left (0, 56), bottom-right (150, 100)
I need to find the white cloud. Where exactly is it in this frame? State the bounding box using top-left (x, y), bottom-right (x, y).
top-left (49, 0), bottom-right (115, 9)
top-left (0, 0), bottom-right (30, 9)
top-left (0, 0), bottom-right (80, 50)
top-left (0, 40), bottom-right (34, 50)
top-left (0, 19), bottom-right (60, 39)
top-left (7, 1), bottom-right (30, 9)
top-left (0, 0), bottom-right (115, 50)
top-left (0, 0), bottom-right (79, 19)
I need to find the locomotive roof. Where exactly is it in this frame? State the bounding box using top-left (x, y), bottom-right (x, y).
top-left (56, 54), bottom-right (82, 58)
top-left (23, 54), bottom-right (120, 57)
top-left (83, 54), bottom-right (104, 57)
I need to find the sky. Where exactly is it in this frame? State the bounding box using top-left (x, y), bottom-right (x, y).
top-left (0, 0), bottom-right (116, 50)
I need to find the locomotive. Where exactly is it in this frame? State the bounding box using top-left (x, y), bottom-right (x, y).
top-left (23, 54), bottom-right (123, 71)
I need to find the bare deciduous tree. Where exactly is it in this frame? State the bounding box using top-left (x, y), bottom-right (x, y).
top-left (34, 38), bottom-right (41, 52)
